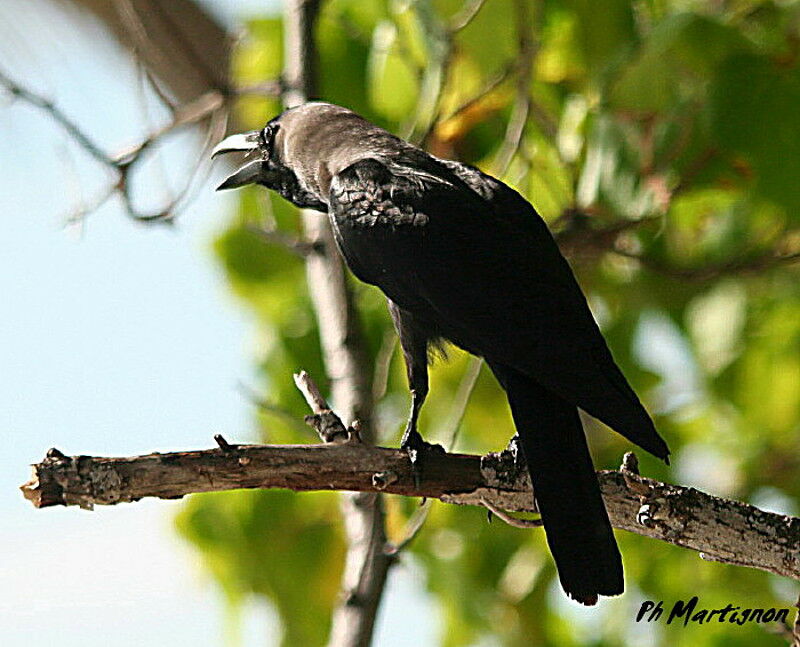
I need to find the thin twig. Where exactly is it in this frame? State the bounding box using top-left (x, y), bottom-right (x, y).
top-left (64, 183), bottom-right (118, 229)
top-left (141, 60), bottom-right (178, 113)
top-left (398, 10), bottom-right (450, 144)
top-left (55, 141), bottom-right (88, 231)
top-left (551, 211), bottom-right (670, 263)
top-left (167, 105), bottom-right (228, 215)
top-left (440, 356), bottom-right (483, 449)
top-left (293, 371), bottom-right (352, 444)
top-left (213, 433), bottom-right (235, 452)
top-left (612, 246), bottom-right (800, 282)
top-left (440, 61), bottom-right (517, 124)
top-left (492, 0), bottom-right (534, 177)
top-left (115, 0), bottom-right (177, 102)
top-left (411, 0), bottom-right (513, 148)
top-left (385, 500), bottom-right (432, 554)
top-left (294, 370), bottom-right (330, 413)
top-left (371, 330), bottom-right (398, 403)
top-left (245, 224), bottom-right (321, 257)
top-left (449, 0), bottom-right (489, 32)
top-left (0, 67), bottom-right (224, 224)
top-left (0, 67), bottom-right (109, 165)
top-left (480, 497), bottom-right (543, 528)
top-left (236, 381), bottom-right (311, 435)
top-left (112, 90), bottom-right (224, 166)
top-left (134, 52), bottom-right (173, 205)
top-left (117, 102), bottom-right (224, 223)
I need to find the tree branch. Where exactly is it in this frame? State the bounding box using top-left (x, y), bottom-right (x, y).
top-left (0, 67), bottom-right (110, 165)
top-left (612, 246), bottom-right (800, 282)
top-left (492, 0), bottom-right (535, 177)
top-left (0, 67), bottom-right (226, 223)
top-left (20, 443), bottom-right (800, 581)
top-left (449, 0), bottom-right (489, 32)
top-left (281, 4), bottom-right (387, 646)
top-left (64, 0), bottom-right (232, 104)
top-left (0, 0), bottom-right (281, 226)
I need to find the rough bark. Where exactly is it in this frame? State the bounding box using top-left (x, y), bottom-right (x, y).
top-left (20, 444), bottom-right (800, 582)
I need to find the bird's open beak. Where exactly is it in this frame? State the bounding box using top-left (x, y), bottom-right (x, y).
top-left (216, 160), bottom-right (265, 190)
top-left (212, 131), bottom-right (264, 191)
top-left (211, 131), bottom-right (261, 158)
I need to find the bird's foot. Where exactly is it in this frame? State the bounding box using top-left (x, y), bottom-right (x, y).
top-left (401, 428), bottom-right (445, 489)
top-left (504, 433), bottom-right (527, 475)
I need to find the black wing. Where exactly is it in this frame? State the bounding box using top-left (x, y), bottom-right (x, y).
top-left (328, 157), bottom-right (668, 460)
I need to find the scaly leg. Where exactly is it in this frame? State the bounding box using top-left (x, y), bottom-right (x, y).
top-left (400, 386), bottom-right (443, 487)
top-left (400, 388), bottom-right (426, 449)
top-left (388, 300), bottom-right (443, 487)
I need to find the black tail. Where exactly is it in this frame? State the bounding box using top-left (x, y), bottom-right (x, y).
top-left (492, 363), bottom-right (623, 605)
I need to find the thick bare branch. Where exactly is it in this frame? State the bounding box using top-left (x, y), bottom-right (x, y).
top-left (20, 443), bottom-right (800, 581)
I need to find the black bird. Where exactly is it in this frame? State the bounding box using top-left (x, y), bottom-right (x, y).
top-left (212, 102), bottom-right (670, 605)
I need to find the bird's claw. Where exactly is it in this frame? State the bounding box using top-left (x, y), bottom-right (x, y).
top-left (401, 429), bottom-right (444, 489)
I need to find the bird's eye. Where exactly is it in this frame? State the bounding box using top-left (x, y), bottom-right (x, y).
top-left (260, 123), bottom-right (279, 159)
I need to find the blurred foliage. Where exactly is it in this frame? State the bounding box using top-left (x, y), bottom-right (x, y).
top-left (176, 0), bottom-right (800, 645)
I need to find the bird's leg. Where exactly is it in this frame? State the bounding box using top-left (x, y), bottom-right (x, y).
top-left (400, 388), bottom-right (426, 450)
top-left (400, 387), bottom-right (443, 488)
top-left (489, 361), bottom-right (529, 486)
top-left (387, 301), bottom-right (444, 487)
top-left (401, 388), bottom-right (427, 487)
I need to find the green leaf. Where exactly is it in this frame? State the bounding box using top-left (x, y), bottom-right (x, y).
top-left (317, 2), bottom-right (374, 118)
top-left (176, 490), bottom-right (345, 647)
top-left (233, 18), bottom-right (283, 126)
top-left (610, 14), bottom-right (747, 113)
top-left (564, 0), bottom-right (636, 79)
top-left (710, 52), bottom-right (800, 219)
top-left (452, 0), bottom-right (517, 77)
top-left (367, 20), bottom-right (420, 120)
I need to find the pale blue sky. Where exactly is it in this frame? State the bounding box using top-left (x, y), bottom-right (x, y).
top-left (0, 1), bottom-right (435, 645)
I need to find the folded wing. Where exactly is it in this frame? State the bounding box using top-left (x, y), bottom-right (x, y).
top-left (328, 157), bottom-right (669, 461)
